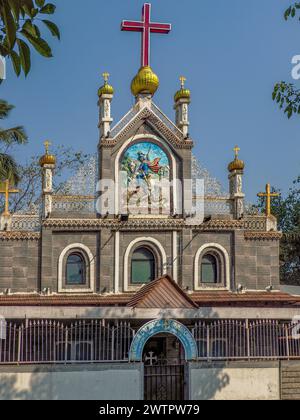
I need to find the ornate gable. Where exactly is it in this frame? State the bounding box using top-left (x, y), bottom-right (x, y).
top-left (127, 275), bottom-right (199, 309)
top-left (101, 103), bottom-right (193, 150)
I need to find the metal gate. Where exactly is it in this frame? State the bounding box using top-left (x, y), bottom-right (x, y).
top-left (144, 364), bottom-right (185, 401)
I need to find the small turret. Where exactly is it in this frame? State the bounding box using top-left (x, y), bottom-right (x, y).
top-left (228, 146), bottom-right (245, 219)
top-left (98, 72), bottom-right (114, 139)
top-left (40, 141), bottom-right (56, 219)
top-left (174, 76), bottom-right (191, 138)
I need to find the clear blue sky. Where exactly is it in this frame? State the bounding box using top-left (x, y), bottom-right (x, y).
top-left (2, 0), bottom-right (300, 201)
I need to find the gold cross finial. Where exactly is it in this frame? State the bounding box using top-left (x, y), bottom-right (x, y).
top-left (180, 76), bottom-right (186, 89)
top-left (257, 183), bottom-right (280, 217)
top-left (234, 145), bottom-right (240, 159)
top-left (102, 72), bottom-right (110, 84)
top-left (0, 179), bottom-right (20, 217)
top-left (44, 140), bottom-right (51, 155)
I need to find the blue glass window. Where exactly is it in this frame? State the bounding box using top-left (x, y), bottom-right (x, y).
top-left (201, 254), bottom-right (218, 284)
top-left (131, 248), bottom-right (155, 284)
top-left (66, 253), bottom-right (86, 285)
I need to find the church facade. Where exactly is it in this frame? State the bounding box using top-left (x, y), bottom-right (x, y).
top-left (0, 3), bottom-right (300, 401)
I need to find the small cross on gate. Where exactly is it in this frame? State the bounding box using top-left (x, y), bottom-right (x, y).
top-left (257, 183), bottom-right (280, 217)
top-left (121, 3), bottom-right (172, 68)
top-left (145, 351), bottom-right (158, 366)
top-left (0, 180), bottom-right (19, 217)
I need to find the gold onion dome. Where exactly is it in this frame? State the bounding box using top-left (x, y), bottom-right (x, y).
top-left (228, 146), bottom-right (245, 172)
top-left (98, 72), bottom-right (114, 96)
top-left (174, 76), bottom-right (191, 102)
top-left (131, 66), bottom-right (159, 97)
top-left (39, 141), bottom-right (56, 167)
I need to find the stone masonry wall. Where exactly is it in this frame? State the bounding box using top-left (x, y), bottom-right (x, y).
top-left (0, 227), bottom-right (281, 294)
top-left (0, 238), bottom-right (39, 293)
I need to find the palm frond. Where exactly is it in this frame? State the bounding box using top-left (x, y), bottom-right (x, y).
top-left (0, 100), bottom-right (14, 120)
top-left (0, 153), bottom-right (20, 186)
top-left (0, 126), bottom-right (28, 145)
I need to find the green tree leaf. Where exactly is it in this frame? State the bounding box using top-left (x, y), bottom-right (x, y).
top-left (0, 0), bottom-right (59, 76)
top-left (284, 2), bottom-right (300, 20)
top-left (8, 0), bottom-right (20, 21)
top-left (35, 0), bottom-right (46, 7)
top-left (30, 8), bottom-right (39, 18)
top-left (34, 24), bottom-right (41, 38)
top-left (17, 38), bottom-right (31, 76)
top-left (21, 4), bottom-right (35, 18)
top-left (40, 3), bottom-right (56, 14)
top-left (285, 6), bottom-right (292, 20)
top-left (22, 20), bottom-right (39, 38)
top-left (10, 50), bottom-right (21, 76)
top-left (0, 37), bottom-right (10, 57)
top-left (272, 82), bottom-right (300, 119)
top-left (20, 30), bottom-right (53, 57)
top-left (42, 19), bottom-right (60, 39)
top-left (1, 3), bottom-right (17, 49)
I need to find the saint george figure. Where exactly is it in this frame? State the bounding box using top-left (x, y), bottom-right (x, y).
top-left (136, 147), bottom-right (162, 186)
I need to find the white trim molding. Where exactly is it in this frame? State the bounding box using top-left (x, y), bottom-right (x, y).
top-left (114, 231), bottom-right (120, 294)
top-left (58, 243), bottom-right (95, 293)
top-left (2, 306), bottom-right (300, 321)
top-left (124, 237), bottom-right (167, 292)
top-left (172, 231), bottom-right (178, 283)
top-left (194, 243), bottom-right (231, 291)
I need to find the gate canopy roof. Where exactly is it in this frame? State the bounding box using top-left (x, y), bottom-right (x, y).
top-left (127, 275), bottom-right (199, 309)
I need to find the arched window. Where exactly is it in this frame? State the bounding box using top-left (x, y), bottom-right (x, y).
top-left (195, 244), bottom-right (230, 291)
top-left (201, 254), bottom-right (218, 284)
top-left (66, 253), bottom-right (86, 285)
top-left (131, 247), bottom-right (155, 285)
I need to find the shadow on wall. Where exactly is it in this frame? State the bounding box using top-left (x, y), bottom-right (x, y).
top-left (189, 365), bottom-right (230, 401)
top-left (0, 375), bottom-right (20, 400)
top-left (0, 365), bottom-right (231, 401)
top-left (0, 370), bottom-right (73, 401)
top-left (0, 363), bottom-right (143, 401)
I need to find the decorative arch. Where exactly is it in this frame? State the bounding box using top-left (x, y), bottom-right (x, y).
top-left (58, 243), bottom-right (95, 293)
top-left (129, 319), bottom-right (198, 362)
top-left (194, 243), bottom-right (231, 291)
top-left (115, 134), bottom-right (179, 215)
top-left (124, 237), bottom-right (167, 291)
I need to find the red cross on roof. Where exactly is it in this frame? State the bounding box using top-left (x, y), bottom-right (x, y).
top-left (121, 3), bottom-right (172, 68)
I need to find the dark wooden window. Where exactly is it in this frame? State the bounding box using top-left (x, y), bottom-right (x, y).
top-left (131, 247), bottom-right (155, 285)
top-left (66, 253), bottom-right (86, 285)
top-left (201, 254), bottom-right (218, 284)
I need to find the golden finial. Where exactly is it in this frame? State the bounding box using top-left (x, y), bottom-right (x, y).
top-left (98, 72), bottom-right (114, 96)
top-left (40, 140), bottom-right (56, 167)
top-left (228, 145), bottom-right (245, 172)
top-left (234, 145), bottom-right (240, 159)
top-left (44, 140), bottom-right (51, 155)
top-left (102, 72), bottom-right (110, 84)
top-left (180, 76), bottom-right (186, 89)
top-left (174, 76), bottom-right (191, 102)
top-left (257, 184), bottom-right (280, 217)
top-left (0, 179), bottom-right (19, 217)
